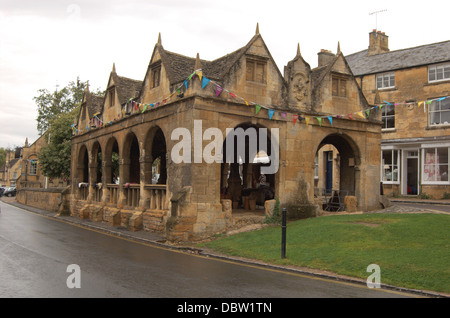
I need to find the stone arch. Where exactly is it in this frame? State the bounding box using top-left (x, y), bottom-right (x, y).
top-left (91, 140), bottom-right (102, 184)
top-left (315, 133), bottom-right (361, 210)
top-left (143, 125), bottom-right (168, 185)
top-left (77, 144), bottom-right (89, 183)
top-left (104, 136), bottom-right (119, 184)
top-left (122, 132), bottom-right (141, 184)
top-left (76, 144), bottom-right (89, 199)
top-left (221, 122), bottom-right (277, 211)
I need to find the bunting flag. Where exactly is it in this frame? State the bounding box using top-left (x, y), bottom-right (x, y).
top-left (215, 85), bottom-right (223, 97)
top-left (72, 65), bottom-right (450, 135)
top-left (202, 77), bottom-right (210, 89)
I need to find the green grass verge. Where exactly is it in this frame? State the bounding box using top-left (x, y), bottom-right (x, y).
top-left (199, 213), bottom-right (450, 294)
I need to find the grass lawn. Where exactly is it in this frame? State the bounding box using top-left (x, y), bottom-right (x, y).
top-left (199, 213), bottom-right (450, 294)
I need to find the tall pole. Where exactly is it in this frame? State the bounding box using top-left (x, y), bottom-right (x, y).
top-left (281, 207), bottom-right (287, 259)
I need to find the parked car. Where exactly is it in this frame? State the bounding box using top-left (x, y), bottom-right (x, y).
top-left (0, 187), bottom-right (6, 197)
top-left (3, 187), bottom-right (16, 197)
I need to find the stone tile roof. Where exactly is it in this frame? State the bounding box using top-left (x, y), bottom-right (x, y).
top-left (111, 73), bottom-right (143, 105)
top-left (346, 40), bottom-right (450, 76)
top-left (157, 35), bottom-right (256, 84)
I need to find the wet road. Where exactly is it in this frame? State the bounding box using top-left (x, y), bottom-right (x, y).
top-left (0, 201), bottom-right (416, 298)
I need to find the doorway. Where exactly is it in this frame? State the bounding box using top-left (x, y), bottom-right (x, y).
top-left (404, 150), bottom-right (419, 195)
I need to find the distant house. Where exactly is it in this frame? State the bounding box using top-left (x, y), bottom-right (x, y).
top-left (0, 147), bottom-right (22, 187)
top-left (347, 30), bottom-right (450, 198)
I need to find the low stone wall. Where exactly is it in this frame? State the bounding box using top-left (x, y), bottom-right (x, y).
top-left (16, 187), bottom-right (70, 214)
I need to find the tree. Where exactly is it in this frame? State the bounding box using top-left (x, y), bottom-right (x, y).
top-left (34, 77), bottom-right (87, 135)
top-left (38, 107), bottom-right (78, 179)
top-left (35, 77), bottom-right (104, 179)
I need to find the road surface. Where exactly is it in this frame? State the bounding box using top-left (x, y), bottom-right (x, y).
top-left (0, 200), bottom-right (418, 299)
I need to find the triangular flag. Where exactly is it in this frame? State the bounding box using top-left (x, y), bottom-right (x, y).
top-left (357, 111), bottom-right (365, 119)
top-left (196, 70), bottom-right (203, 81)
top-left (418, 101), bottom-right (424, 107)
top-left (305, 116), bottom-right (310, 125)
top-left (184, 80), bottom-right (189, 89)
top-left (202, 77), bottom-right (210, 89)
top-left (244, 100), bottom-right (249, 106)
top-left (268, 109), bottom-right (275, 119)
top-left (142, 105), bottom-right (148, 113)
top-left (215, 85), bottom-right (223, 97)
top-left (229, 92), bottom-right (236, 99)
top-left (293, 114), bottom-right (298, 124)
top-left (365, 109), bottom-right (370, 117)
top-left (316, 117), bottom-right (322, 126)
top-left (255, 104), bottom-right (262, 114)
top-left (281, 112), bottom-right (287, 119)
top-left (327, 116), bottom-right (333, 125)
top-left (188, 72), bottom-right (194, 80)
top-left (348, 114), bottom-right (354, 120)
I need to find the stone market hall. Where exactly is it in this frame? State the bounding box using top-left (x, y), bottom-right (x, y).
top-left (70, 26), bottom-right (382, 241)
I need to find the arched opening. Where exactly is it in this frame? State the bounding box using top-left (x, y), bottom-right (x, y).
top-left (104, 137), bottom-right (119, 203)
top-left (143, 126), bottom-right (168, 210)
top-left (221, 123), bottom-right (276, 212)
top-left (91, 141), bottom-right (102, 201)
top-left (77, 144), bottom-right (89, 200)
top-left (151, 128), bottom-right (167, 184)
top-left (123, 132), bottom-right (140, 184)
top-left (315, 134), bottom-right (360, 211)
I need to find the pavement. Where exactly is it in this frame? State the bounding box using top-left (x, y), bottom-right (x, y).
top-left (1, 195), bottom-right (449, 298)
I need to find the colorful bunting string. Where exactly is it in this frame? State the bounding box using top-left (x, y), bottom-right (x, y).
top-left (73, 66), bottom-right (450, 135)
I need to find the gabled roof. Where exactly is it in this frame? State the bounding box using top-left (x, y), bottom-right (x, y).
top-left (108, 71), bottom-right (143, 106)
top-left (346, 40), bottom-right (450, 76)
top-left (147, 30), bottom-right (284, 85)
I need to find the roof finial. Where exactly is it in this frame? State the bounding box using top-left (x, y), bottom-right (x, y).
top-left (194, 53), bottom-right (201, 70)
top-left (255, 22), bottom-right (260, 35)
top-left (337, 41), bottom-right (341, 54)
top-left (296, 43), bottom-right (301, 57)
top-left (157, 32), bottom-right (162, 46)
top-left (112, 63), bottom-right (116, 73)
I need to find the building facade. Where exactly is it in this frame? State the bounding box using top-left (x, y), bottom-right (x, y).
top-left (70, 27), bottom-right (382, 241)
top-left (347, 30), bottom-right (450, 198)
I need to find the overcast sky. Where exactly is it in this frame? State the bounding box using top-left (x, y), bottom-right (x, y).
top-left (0, 0), bottom-right (449, 149)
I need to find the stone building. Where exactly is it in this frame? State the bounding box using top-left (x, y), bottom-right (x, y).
top-left (347, 30), bottom-right (450, 198)
top-left (0, 147), bottom-right (22, 187)
top-left (70, 26), bottom-right (382, 241)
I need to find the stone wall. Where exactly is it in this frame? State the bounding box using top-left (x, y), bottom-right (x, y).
top-left (16, 187), bottom-right (70, 214)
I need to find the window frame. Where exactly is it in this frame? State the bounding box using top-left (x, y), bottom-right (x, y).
top-left (29, 160), bottom-right (38, 175)
top-left (246, 57), bottom-right (267, 84)
top-left (331, 76), bottom-right (347, 97)
top-left (428, 63), bottom-right (450, 83)
top-left (428, 97), bottom-right (450, 126)
top-left (422, 146), bottom-right (450, 184)
top-left (381, 103), bottom-right (395, 130)
top-left (151, 63), bottom-right (161, 88)
top-left (376, 72), bottom-right (395, 90)
top-left (381, 149), bottom-right (400, 184)
top-left (107, 87), bottom-right (115, 108)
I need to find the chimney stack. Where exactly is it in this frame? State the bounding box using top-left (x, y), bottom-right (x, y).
top-left (368, 30), bottom-right (389, 56)
top-left (317, 49), bottom-right (335, 67)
